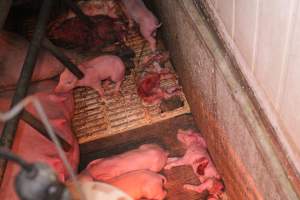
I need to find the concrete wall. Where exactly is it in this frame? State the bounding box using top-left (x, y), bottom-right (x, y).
top-left (204, 0), bottom-right (300, 175)
top-left (152, 0), bottom-right (300, 199)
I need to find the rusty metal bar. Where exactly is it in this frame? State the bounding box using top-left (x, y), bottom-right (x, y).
top-left (63, 0), bottom-right (95, 29)
top-left (0, 0), bottom-right (12, 30)
top-left (21, 110), bottom-right (71, 152)
top-left (42, 38), bottom-right (84, 79)
top-left (0, 0), bottom-right (54, 183)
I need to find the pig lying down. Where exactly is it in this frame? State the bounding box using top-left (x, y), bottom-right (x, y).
top-left (107, 170), bottom-right (167, 200)
top-left (78, 143), bottom-right (169, 181)
top-left (164, 129), bottom-right (224, 199)
top-left (0, 91), bottom-right (79, 200)
top-left (49, 0), bottom-right (119, 29)
top-left (0, 31), bottom-right (64, 90)
top-left (48, 15), bottom-right (127, 50)
top-left (55, 55), bottom-right (125, 96)
top-left (66, 181), bottom-right (133, 200)
top-left (121, 0), bottom-right (161, 51)
top-left (78, 143), bottom-right (168, 200)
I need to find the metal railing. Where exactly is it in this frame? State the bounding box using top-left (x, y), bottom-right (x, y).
top-left (0, 0), bottom-right (95, 183)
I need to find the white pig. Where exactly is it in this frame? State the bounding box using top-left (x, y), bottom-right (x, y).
top-left (55, 55), bottom-right (125, 96)
top-left (78, 144), bottom-right (169, 181)
top-left (107, 170), bottom-right (167, 200)
top-left (120, 0), bottom-right (161, 51)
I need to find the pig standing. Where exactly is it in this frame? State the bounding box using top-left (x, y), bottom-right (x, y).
top-left (107, 170), bottom-right (167, 200)
top-left (55, 55), bottom-right (125, 96)
top-left (0, 91), bottom-right (79, 200)
top-left (78, 144), bottom-right (169, 181)
top-left (164, 129), bottom-right (224, 199)
top-left (120, 0), bottom-right (161, 51)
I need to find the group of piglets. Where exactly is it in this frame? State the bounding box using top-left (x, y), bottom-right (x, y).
top-left (53, 0), bottom-right (164, 96)
top-left (76, 129), bottom-right (224, 200)
top-left (78, 144), bottom-right (169, 200)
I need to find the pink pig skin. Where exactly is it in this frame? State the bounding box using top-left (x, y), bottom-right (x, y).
top-left (78, 144), bottom-right (169, 181)
top-left (120, 0), bottom-right (161, 51)
top-left (164, 129), bottom-right (223, 198)
top-left (0, 31), bottom-right (64, 89)
top-left (55, 55), bottom-right (125, 96)
top-left (0, 92), bottom-right (79, 200)
top-left (107, 170), bottom-right (167, 200)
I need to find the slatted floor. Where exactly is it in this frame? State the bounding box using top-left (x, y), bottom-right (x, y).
top-left (72, 30), bottom-right (190, 144)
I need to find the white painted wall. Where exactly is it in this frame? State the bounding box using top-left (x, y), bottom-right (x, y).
top-left (207, 0), bottom-right (300, 170)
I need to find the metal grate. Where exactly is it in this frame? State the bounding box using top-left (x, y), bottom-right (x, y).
top-left (72, 30), bottom-right (191, 144)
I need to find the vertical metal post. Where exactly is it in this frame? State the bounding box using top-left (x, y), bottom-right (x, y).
top-left (0, 0), bottom-right (12, 30)
top-left (0, 0), bottom-right (54, 183)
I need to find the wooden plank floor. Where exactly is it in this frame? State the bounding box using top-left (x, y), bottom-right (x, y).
top-left (79, 114), bottom-right (209, 200)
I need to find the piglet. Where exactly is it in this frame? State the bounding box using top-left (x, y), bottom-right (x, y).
top-left (55, 55), bottom-right (125, 96)
top-left (78, 144), bottom-right (169, 181)
top-left (120, 0), bottom-right (161, 51)
top-left (137, 72), bottom-right (180, 104)
top-left (164, 129), bottom-right (224, 199)
top-left (107, 170), bottom-right (167, 200)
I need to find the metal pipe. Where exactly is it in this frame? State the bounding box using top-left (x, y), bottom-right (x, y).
top-left (21, 110), bottom-right (71, 152)
top-left (0, 0), bottom-right (53, 183)
top-left (0, 0), bottom-right (12, 30)
top-left (42, 38), bottom-right (84, 79)
top-left (63, 0), bottom-right (95, 29)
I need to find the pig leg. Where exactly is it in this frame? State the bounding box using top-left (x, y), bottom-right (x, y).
top-left (119, 2), bottom-right (134, 28)
top-left (164, 157), bottom-right (186, 170)
top-left (103, 80), bottom-right (111, 88)
top-left (147, 36), bottom-right (156, 52)
top-left (91, 84), bottom-right (105, 96)
top-left (184, 178), bottom-right (223, 195)
top-left (113, 81), bottom-right (122, 95)
top-left (140, 27), bottom-right (157, 52)
top-left (167, 157), bottom-right (180, 163)
top-left (183, 182), bottom-right (208, 193)
top-left (154, 190), bottom-right (167, 200)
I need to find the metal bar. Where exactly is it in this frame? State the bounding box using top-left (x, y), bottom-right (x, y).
top-left (63, 0), bottom-right (95, 29)
top-left (21, 110), bottom-right (71, 152)
top-left (0, 0), bottom-right (53, 183)
top-left (42, 38), bottom-right (84, 79)
top-left (0, 0), bottom-right (12, 30)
